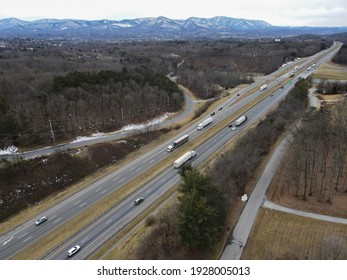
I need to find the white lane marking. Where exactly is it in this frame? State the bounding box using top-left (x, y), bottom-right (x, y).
top-left (51, 215), bottom-right (57, 220)
top-left (130, 167), bottom-right (135, 171)
top-left (53, 217), bottom-right (62, 224)
top-left (3, 236), bottom-right (14, 246)
top-left (136, 167), bottom-right (142, 173)
top-left (79, 202), bottom-right (87, 208)
top-left (106, 219), bottom-right (113, 225)
top-left (81, 237), bottom-right (89, 244)
top-left (95, 188), bottom-right (102, 193)
top-left (101, 189), bottom-right (108, 194)
top-left (18, 232), bottom-right (29, 239)
top-left (146, 189), bottom-right (152, 194)
top-left (118, 177), bottom-right (125, 183)
top-left (73, 200), bottom-right (81, 206)
top-left (22, 236), bottom-right (33, 243)
top-left (149, 159), bottom-right (154, 163)
top-left (112, 177), bottom-right (119, 182)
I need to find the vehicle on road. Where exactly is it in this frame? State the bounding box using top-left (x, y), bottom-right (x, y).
top-left (197, 117), bottom-right (213, 130)
top-left (210, 112), bottom-right (215, 116)
top-left (174, 150), bottom-right (196, 168)
top-left (260, 84), bottom-right (267, 91)
top-left (134, 197), bottom-right (144, 205)
top-left (167, 134), bottom-right (189, 152)
top-left (235, 115), bottom-right (247, 126)
top-left (35, 216), bottom-right (47, 226)
top-left (67, 245), bottom-right (80, 257)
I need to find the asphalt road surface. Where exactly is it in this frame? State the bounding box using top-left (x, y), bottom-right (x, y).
top-left (0, 42), bottom-right (341, 260)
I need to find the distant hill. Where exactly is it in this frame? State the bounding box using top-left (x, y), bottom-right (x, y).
top-left (0, 16), bottom-right (347, 40)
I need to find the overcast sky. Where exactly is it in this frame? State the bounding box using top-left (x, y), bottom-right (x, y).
top-left (1, 0), bottom-right (347, 27)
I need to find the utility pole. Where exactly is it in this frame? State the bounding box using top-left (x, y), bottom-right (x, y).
top-left (121, 107), bottom-right (124, 125)
top-left (49, 118), bottom-right (56, 148)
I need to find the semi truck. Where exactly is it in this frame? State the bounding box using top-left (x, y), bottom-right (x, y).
top-left (235, 115), bottom-right (247, 126)
top-left (197, 117), bottom-right (213, 130)
top-left (167, 134), bottom-right (189, 152)
top-left (260, 84), bottom-right (267, 91)
top-left (174, 150), bottom-right (196, 168)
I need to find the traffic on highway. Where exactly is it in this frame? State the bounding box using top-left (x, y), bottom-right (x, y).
top-left (0, 42), bottom-right (341, 260)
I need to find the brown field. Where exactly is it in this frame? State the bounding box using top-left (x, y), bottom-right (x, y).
top-left (242, 208), bottom-right (347, 260)
top-left (311, 60), bottom-right (347, 80)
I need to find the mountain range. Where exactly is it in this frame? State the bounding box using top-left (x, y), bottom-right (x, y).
top-left (0, 16), bottom-right (347, 40)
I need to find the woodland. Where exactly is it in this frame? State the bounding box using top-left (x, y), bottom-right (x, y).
top-left (0, 36), bottom-right (331, 149)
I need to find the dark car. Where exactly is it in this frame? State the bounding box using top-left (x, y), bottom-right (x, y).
top-left (210, 112), bottom-right (215, 116)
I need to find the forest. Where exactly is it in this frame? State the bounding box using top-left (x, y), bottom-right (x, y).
top-left (332, 43), bottom-right (347, 65)
top-left (0, 36), bottom-right (332, 149)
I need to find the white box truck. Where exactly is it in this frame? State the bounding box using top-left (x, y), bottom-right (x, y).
top-left (197, 117), bottom-right (213, 130)
top-left (235, 115), bottom-right (247, 126)
top-left (167, 134), bottom-right (189, 152)
top-left (174, 150), bottom-right (196, 168)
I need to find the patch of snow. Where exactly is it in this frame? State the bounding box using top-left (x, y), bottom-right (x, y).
top-left (112, 23), bottom-right (133, 28)
top-left (121, 113), bottom-right (173, 131)
top-left (71, 132), bottom-right (105, 143)
top-left (0, 145), bottom-right (19, 155)
top-left (241, 194), bottom-right (248, 201)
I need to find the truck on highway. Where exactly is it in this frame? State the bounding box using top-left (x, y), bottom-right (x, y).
top-left (167, 134), bottom-right (189, 152)
top-left (174, 150), bottom-right (196, 168)
top-left (235, 115), bottom-right (247, 126)
top-left (197, 117), bottom-right (213, 130)
top-left (260, 84), bottom-right (267, 91)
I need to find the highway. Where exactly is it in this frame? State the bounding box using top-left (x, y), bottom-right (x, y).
top-left (0, 42), bottom-right (341, 260)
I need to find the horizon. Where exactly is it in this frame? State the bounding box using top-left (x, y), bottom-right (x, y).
top-left (1, 0), bottom-right (347, 28)
top-left (1, 15), bottom-right (347, 29)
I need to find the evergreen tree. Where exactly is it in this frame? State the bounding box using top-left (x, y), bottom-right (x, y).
top-left (177, 168), bottom-right (226, 250)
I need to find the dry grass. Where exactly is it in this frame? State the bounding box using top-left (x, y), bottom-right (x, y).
top-left (312, 60), bottom-right (347, 80)
top-left (242, 208), bottom-right (347, 260)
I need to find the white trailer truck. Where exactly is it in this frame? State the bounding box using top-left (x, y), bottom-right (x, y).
top-left (260, 84), bottom-right (267, 91)
top-left (174, 150), bottom-right (196, 168)
top-left (167, 134), bottom-right (189, 152)
top-left (235, 115), bottom-right (247, 126)
top-left (197, 117), bottom-right (213, 130)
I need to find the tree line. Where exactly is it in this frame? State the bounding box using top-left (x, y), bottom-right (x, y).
top-left (332, 43), bottom-right (347, 65)
top-left (316, 80), bottom-right (347, 95)
top-left (280, 101), bottom-right (347, 202)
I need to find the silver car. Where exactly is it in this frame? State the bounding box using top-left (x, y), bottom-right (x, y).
top-left (35, 216), bottom-right (47, 226)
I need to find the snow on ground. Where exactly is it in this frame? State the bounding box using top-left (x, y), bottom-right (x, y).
top-left (0, 145), bottom-right (18, 155)
top-left (72, 113), bottom-right (173, 142)
top-left (0, 114), bottom-right (173, 154)
top-left (71, 132), bottom-right (106, 143)
top-left (121, 113), bottom-right (173, 131)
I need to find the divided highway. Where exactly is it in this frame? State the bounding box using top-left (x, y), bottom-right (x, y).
top-left (0, 42), bottom-right (341, 260)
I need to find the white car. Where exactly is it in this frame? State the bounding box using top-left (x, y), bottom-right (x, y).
top-left (134, 197), bottom-right (144, 205)
top-left (67, 245), bottom-right (80, 257)
top-left (35, 216), bottom-right (47, 226)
